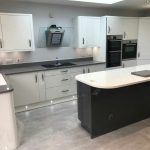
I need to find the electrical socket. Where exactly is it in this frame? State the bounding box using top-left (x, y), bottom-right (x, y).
top-left (16, 58), bottom-right (24, 63)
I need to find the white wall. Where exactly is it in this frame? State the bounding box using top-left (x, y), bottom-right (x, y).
top-left (0, 1), bottom-right (142, 64)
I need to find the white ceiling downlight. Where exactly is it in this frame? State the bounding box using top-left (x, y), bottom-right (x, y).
top-left (69, 0), bottom-right (124, 4)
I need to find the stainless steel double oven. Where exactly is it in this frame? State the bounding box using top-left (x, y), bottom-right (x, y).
top-left (106, 35), bottom-right (122, 68)
top-left (106, 35), bottom-right (137, 68)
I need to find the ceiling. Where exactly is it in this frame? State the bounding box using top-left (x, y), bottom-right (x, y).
top-left (3, 0), bottom-right (150, 10)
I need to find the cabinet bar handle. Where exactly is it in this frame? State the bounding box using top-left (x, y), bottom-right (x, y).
top-left (35, 74), bottom-right (38, 83)
top-left (61, 79), bottom-right (69, 81)
top-left (138, 52), bottom-right (140, 58)
top-left (124, 32), bottom-right (126, 39)
top-left (83, 38), bottom-right (85, 45)
top-left (123, 63), bottom-right (125, 68)
top-left (61, 70), bottom-right (68, 73)
top-left (62, 90), bottom-right (69, 93)
top-left (0, 39), bottom-right (2, 48)
top-left (42, 74), bottom-right (44, 81)
top-left (83, 68), bottom-right (85, 74)
top-left (29, 40), bottom-right (32, 47)
top-left (108, 26), bottom-right (111, 34)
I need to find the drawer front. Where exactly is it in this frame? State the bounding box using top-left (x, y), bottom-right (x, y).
top-left (46, 84), bottom-right (77, 100)
top-left (45, 68), bottom-right (72, 76)
top-left (70, 67), bottom-right (84, 73)
top-left (89, 64), bottom-right (105, 72)
top-left (45, 74), bottom-right (71, 88)
top-left (45, 66), bottom-right (85, 76)
top-left (70, 72), bottom-right (83, 83)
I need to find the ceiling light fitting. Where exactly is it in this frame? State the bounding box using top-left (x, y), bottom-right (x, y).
top-left (69, 0), bottom-right (124, 4)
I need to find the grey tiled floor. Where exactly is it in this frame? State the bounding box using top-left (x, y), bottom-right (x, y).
top-left (17, 100), bottom-right (150, 150)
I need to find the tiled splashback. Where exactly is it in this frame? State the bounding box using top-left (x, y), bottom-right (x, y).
top-left (0, 48), bottom-right (93, 65)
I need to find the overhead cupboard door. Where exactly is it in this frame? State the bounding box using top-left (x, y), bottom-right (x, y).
top-left (107, 16), bottom-right (124, 35)
top-left (0, 14), bottom-right (34, 51)
top-left (122, 18), bottom-right (139, 40)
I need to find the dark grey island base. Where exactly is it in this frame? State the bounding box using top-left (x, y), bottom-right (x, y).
top-left (77, 81), bottom-right (150, 138)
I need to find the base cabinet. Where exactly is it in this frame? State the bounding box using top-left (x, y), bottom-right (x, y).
top-left (122, 60), bottom-right (137, 68)
top-left (7, 64), bottom-right (105, 111)
top-left (7, 72), bottom-right (45, 107)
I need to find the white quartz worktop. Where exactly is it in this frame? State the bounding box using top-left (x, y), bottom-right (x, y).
top-left (0, 74), bottom-right (6, 86)
top-left (76, 64), bottom-right (150, 89)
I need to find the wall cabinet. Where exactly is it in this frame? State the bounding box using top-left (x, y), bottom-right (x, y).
top-left (7, 72), bottom-right (45, 107)
top-left (0, 13), bottom-right (34, 52)
top-left (122, 60), bottom-right (137, 68)
top-left (122, 18), bottom-right (139, 40)
top-left (137, 17), bottom-right (150, 65)
top-left (106, 16), bottom-right (139, 40)
top-left (107, 16), bottom-right (124, 36)
top-left (74, 16), bottom-right (101, 48)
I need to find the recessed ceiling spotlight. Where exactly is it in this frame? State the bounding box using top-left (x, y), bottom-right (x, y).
top-left (69, 0), bottom-right (124, 4)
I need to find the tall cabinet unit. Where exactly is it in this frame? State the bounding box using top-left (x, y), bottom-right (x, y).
top-left (137, 17), bottom-right (150, 65)
top-left (94, 16), bottom-right (139, 63)
top-left (0, 13), bottom-right (35, 52)
top-left (74, 16), bottom-right (101, 48)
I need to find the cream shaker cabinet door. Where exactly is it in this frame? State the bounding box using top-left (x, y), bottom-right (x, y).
top-left (107, 16), bottom-right (124, 35)
top-left (8, 73), bottom-right (40, 107)
top-left (85, 17), bottom-right (101, 47)
top-left (122, 18), bottom-right (139, 40)
top-left (77, 16), bottom-right (88, 48)
top-left (74, 16), bottom-right (101, 48)
top-left (1, 14), bottom-right (34, 51)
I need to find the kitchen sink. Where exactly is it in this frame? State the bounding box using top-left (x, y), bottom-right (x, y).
top-left (42, 62), bottom-right (76, 68)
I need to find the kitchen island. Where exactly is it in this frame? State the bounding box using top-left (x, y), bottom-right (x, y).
top-left (76, 65), bottom-right (150, 138)
top-left (0, 74), bottom-right (18, 150)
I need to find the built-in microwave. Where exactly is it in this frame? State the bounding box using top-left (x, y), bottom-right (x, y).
top-left (122, 40), bottom-right (137, 60)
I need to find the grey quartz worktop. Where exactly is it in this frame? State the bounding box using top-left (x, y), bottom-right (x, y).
top-left (0, 58), bottom-right (105, 75)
